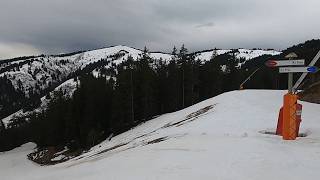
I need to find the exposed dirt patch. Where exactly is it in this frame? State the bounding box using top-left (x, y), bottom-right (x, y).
top-left (259, 130), bottom-right (309, 137)
top-left (27, 146), bottom-right (83, 165)
top-left (163, 104), bottom-right (216, 128)
top-left (145, 137), bottom-right (168, 145)
top-left (185, 105), bottom-right (216, 120)
top-left (299, 82), bottom-right (320, 104)
top-left (133, 128), bottom-right (161, 140)
top-left (96, 142), bottom-right (129, 155)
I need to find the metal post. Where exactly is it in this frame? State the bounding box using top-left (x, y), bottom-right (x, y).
top-left (292, 50), bottom-right (320, 92)
top-left (286, 54), bottom-right (296, 94)
top-left (288, 72), bottom-right (293, 93)
top-left (239, 67), bottom-right (261, 89)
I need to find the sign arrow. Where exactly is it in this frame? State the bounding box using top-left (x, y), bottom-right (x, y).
top-left (279, 66), bottom-right (319, 73)
top-left (265, 60), bottom-right (277, 67)
top-left (266, 59), bottom-right (305, 67)
top-left (307, 66), bottom-right (318, 73)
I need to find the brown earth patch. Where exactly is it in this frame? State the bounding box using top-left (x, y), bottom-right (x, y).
top-left (163, 104), bottom-right (216, 128)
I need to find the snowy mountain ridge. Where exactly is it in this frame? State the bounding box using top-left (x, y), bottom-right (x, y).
top-left (0, 45), bottom-right (171, 96)
top-left (0, 45), bottom-right (280, 128)
top-left (194, 48), bottom-right (280, 62)
top-left (0, 45), bottom-right (280, 95)
top-left (1, 78), bottom-right (79, 128)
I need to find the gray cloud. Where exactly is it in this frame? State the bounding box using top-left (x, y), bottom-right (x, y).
top-left (196, 22), bottom-right (215, 28)
top-left (0, 42), bottom-right (41, 59)
top-left (1, 0), bottom-right (320, 59)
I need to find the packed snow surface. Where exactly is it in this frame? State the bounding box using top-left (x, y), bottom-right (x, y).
top-left (1, 90), bottom-right (319, 180)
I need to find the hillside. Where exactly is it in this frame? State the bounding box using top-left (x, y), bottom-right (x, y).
top-left (1, 78), bottom-right (79, 128)
top-left (0, 45), bottom-right (172, 96)
top-left (1, 90), bottom-right (320, 180)
top-left (0, 46), bottom-right (280, 127)
top-left (0, 46), bottom-right (280, 95)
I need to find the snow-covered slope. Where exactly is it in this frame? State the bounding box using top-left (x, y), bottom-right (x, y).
top-left (194, 49), bottom-right (280, 62)
top-left (0, 45), bottom-right (172, 124)
top-left (0, 46), bottom-right (280, 97)
top-left (1, 90), bottom-right (319, 180)
top-left (0, 46), bottom-right (172, 95)
top-left (194, 49), bottom-right (232, 60)
top-left (1, 46), bottom-right (280, 91)
top-left (1, 78), bottom-right (79, 128)
top-left (0, 46), bottom-right (281, 126)
top-left (236, 49), bottom-right (281, 60)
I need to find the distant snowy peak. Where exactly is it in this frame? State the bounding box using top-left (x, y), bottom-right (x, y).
top-left (195, 49), bottom-right (281, 62)
top-left (79, 46), bottom-right (281, 62)
top-left (0, 46), bottom-right (172, 94)
top-left (195, 50), bottom-right (231, 61)
top-left (1, 45), bottom-right (172, 71)
top-left (1, 46), bottom-right (281, 70)
top-left (85, 46), bottom-right (281, 62)
top-left (77, 45), bottom-right (172, 64)
top-left (70, 46), bottom-right (281, 63)
top-left (236, 49), bottom-right (281, 60)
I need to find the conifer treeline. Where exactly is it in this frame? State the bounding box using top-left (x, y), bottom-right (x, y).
top-left (0, 45), bottom-right (279, 151)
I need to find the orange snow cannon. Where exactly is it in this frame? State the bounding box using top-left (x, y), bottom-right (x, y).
top-left (282, 93), bottom-right (298, 140)
top-left (276, 97), bottom-right (302, 138)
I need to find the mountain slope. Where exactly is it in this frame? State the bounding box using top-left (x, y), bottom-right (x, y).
top-left (1, 90), bottom-right (319, 180)
top-left (0, 46), bottom-right (280, 127)
top-left (1, 78), bottom-right (79, 128)
top-left (0, 45), bottom-right (172, 96)
top-left (0, 46), bottom-right (280, 95)
top-left (0, 45), bottom-right (173, 121)
top-left (194, 48), bottom-right (280, 62)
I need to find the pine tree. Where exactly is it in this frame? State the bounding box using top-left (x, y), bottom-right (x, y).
top-left (211, 48), bottom-right (218, 59)
top-left (199, 57), bottom-right (223, 100)
top-left (135, 49), bottom-right (157, 122)
top-left (0, 119), bottom-right (4, 131)
top-left (223, 51), bottom-right (240, 91)
top-left (178, 44), bottom-right (188, 108)
top-left (172, 46), bottom-right (178, 57)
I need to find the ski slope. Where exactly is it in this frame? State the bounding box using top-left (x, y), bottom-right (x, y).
top-left (1, 90), bottom-right (319, 180)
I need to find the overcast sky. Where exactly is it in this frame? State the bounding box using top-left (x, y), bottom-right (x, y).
top-left (1, 0), bottom-right (320, 59)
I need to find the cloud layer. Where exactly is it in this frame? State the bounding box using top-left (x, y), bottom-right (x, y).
top-left (0, 43), bottom-right (41, 59)
top-left (1, 0), bottom-right (320, 59)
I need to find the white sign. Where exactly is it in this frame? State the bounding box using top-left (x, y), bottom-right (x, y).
top-left (266, 59), bottom-right (305, 67)
top-left (279, 66), bottom-right (318, 73)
